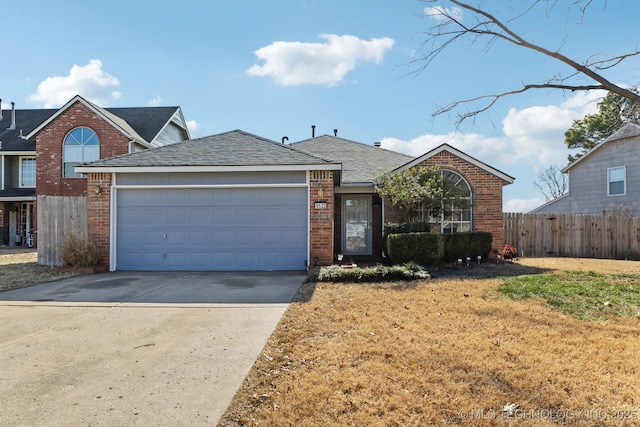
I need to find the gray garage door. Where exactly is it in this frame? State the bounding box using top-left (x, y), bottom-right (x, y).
top-left (116, 187), bottom-right (308, 270)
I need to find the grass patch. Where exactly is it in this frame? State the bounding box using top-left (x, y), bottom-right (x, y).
top-left (220, 258), bottom-right (640, 426)
top-left (498, 270), bottom-right (640, 321)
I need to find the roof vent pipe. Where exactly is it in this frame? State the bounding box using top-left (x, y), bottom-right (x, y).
top-left (311, 125), bottom-right (315, 138)
top-left (374, 141), bottom-right (381, 147)
top-left (282, 136), bottom-right (289, 144)
top-left (334, 129), bottom-right (338, 137)
top-left (8, 102), bottom-right (16, 130)
top-left (0, 99), bottom-right (3, 121)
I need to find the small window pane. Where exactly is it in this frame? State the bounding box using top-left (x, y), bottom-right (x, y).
top-left (21, 158), bottom-right (36, 187)
top-left (610, 181), bottom-right (624, 195)
top-left (64, 163), bottom-right (81, 178)
top-left (609, 167), bottom-right (625, 182)
top-left (64, 146), bottom-right (83, 162)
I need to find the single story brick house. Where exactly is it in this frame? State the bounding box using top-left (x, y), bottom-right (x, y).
top-left (77, 130), bottom-right (514, 271)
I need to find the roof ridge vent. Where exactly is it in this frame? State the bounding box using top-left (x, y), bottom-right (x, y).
top-left (374, 141), bottom-right (381, 147)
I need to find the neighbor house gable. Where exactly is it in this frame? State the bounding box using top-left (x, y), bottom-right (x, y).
top-left (26, 95), bottom-right (148, 147)
top-left (562, 123), bottom-right (640, 173)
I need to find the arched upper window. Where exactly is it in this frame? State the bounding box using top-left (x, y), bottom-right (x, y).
top-left (415, 170), bottom-right (472, 233)
top-left (63, 127), bottom-right (100, 178)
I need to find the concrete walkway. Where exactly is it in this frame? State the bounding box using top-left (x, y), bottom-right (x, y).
top-left (0, 271), bottom-right (306, 425)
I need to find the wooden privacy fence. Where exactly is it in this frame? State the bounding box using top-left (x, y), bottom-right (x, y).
top-left (37, 196), bottom-right (88, 266)
top-left (503, 212), bottom-right (640, 260)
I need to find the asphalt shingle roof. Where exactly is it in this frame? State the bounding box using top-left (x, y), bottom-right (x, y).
top-left (291, 135), bottom-right (413, 184)
top-left (0, 104), bottom-right (183, 152)
top-left (81, 130), bottom-right (339, 168)
top-left (0, 109), bottom-right (56, 151)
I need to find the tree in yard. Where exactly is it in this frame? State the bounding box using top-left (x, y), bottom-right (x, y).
top-left (533, 164), bottom-right (568, 202)
top-left (565, 91), bottom-right (640, 163)
top-left (375, 166), bottom-right (471, 223)
top-left (417, 0), bottom-right (640, 125)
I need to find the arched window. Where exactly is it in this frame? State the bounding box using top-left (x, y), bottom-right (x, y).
top-left (415, 170), bottom-right (472, 233)
top-left (63, 127), bottom-right (100, 178)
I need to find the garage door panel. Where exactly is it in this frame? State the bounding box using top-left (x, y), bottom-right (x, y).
top-left (213, 208), bottom-right (234, 224)
top-left (167, 209), bottom-right (188, 224)
top-left (189, 230), bottom-right (212, 246)
top-left (116, 187), bottom-right (308, 270)
top-left (143, 209), bottom-right (167, 225)
top-left (213, 230), bottom-right (235, 245)
top-left (189, 209), bottom-right (213, 224)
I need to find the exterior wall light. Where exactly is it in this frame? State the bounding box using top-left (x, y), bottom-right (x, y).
top-left (317, 183), bottom-right (324, 199)
top-left (95, 185), bottom-right (102, 198)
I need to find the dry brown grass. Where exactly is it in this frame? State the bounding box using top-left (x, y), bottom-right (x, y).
top-left (220, 258), bottom-right (640, 426)
top-left (0, 248), bottom-right (92, 292)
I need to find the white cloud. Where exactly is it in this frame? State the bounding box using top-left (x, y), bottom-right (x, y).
top-left (186, 120), bottom-right (201, 137)
top-left (247, 34), bottom-right (394, 86)
top-left (423, 6), bottom-right (463, 23)
top-left (504, 197), bottom-right (546, 213)
top-left (147, 95), bottom-right (162, 106)
top-left (28, 59), bottom-right (121, 108)
top-left (381, 92), bottom-right (600, 168)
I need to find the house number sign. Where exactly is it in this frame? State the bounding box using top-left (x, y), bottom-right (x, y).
top-left (315, 202), bottom-right (328, 209)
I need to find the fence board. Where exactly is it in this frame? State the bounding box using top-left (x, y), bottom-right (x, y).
top-left (37, 196), bottom-right (88, 266)
top-left (503, 212), bottom-right (640, 260)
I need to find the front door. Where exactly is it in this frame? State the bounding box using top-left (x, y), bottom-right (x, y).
top-left (342, 196), bottom-right (371, 255)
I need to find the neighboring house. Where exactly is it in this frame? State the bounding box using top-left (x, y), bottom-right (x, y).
top-left (0, 95), bottom-right (190, 248)
top-left (77, 131), bottom-right (514, 271)
top-left (530, 123), bottom-right (640, 215)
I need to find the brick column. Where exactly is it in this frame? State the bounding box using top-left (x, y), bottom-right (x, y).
top-left (309, 170), bottom-right (334, 267)
top-left (87, 172), bottom-right (112, 270)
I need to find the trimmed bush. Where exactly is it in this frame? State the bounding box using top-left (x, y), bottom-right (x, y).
top-left (386, 232), bottom-right (446, 266)
top-left (385, 231), bottom-right (493, 266)
top-left (442, 232), bottom-right (492, 262)
top-left (61, 235), bottom-right (100, 267)
top-left (316, 262), bottom-right (430, 283)
top-left (384, 221), bottom-right (431, 234)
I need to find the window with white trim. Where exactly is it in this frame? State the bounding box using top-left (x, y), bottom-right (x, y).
top-left (414, 170), bottom-right (472, 233)
top-left (63, 127), bottom-right (100, 178)
top-left (608, 166), bottom-right (626, 196)
top-left (20, 157), bottom-right (36, 188)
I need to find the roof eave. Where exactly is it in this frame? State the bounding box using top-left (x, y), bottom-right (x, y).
top-left (75, 163), bottom-right (342, 174)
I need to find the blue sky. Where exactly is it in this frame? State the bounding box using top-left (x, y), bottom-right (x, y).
top-left (3, 0), bottom-right (639, 212)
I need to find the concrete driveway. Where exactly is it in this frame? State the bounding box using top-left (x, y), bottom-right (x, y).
top-left (0, 271), bottom-right (306, 426)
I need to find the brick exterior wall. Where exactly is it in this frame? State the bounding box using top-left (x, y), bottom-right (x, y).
top-left (36, 101), bottom-right (130, 197)
top-left (383, 151), bottom-right (507, 257)
top-left (86, 173), bottom-right (112, 269)
top-left (309, 170), bottom-right (334, 266)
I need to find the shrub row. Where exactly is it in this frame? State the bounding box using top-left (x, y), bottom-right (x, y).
top-left (386, 231), bottom-right (492, 266)
top-left (316, 262), bottom-right (430, 283)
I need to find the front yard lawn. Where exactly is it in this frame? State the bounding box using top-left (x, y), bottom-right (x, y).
top-left (220, 257), bottom-right (640, 426)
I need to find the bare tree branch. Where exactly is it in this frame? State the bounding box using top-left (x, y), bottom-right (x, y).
top-left (417, 0), bottom-right (640, 125)
top-left (534, 164), bottom-right (569, 202)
